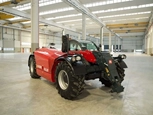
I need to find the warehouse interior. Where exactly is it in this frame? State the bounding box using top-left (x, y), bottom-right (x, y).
top-left (0, 0), bottom-right (153, 115)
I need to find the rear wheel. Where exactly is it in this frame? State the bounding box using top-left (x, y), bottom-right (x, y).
top-left (55, 61), bottom-right (85, 100)
top-left (29, 56), bottom-right (40, 79)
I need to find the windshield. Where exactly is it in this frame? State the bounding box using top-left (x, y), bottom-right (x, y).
top-left (79, 41), bottom-right (98, 51)
top-left (69, 39), bottom-right (98, 51)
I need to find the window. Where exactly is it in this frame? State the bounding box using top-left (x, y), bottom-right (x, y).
top-left (80, 42), bottom-right (98, 51)
top-left (69, 40), bottom-right (81, 51)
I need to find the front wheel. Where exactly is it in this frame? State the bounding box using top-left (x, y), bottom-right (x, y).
top-left (116, 62), bottom-right (125, 82)
top-left (29, 56), bottom-right (40, 79)
top-left (55, 61), bottom-right (85, 100)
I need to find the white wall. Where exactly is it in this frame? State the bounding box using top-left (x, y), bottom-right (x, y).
top-left (20, 30), bottom-right (62, 50)
top-left (21, 31), bottom-right (31, 43)
top-left (2, 28), bottom-right (14, 53)
top-left (122, 37), bottom-right (143, 52)
top-left (145, 24), bottom-right (153, 55)
top-left (0, 27), bottom-right (2, 53)
top-left (0, 26), bottom-right (145, 53)
top-left (101, 36), bottom-right (143, 52)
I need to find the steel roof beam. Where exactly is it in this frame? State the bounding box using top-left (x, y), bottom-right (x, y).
top-left (0, 6), bottom-right (78, 32)
top-left (3, 19), bottom-right (29, 25)
top-left (0, 0), bottom-right (25, 7)
top-left (0, 12), bottom-right (14, 20)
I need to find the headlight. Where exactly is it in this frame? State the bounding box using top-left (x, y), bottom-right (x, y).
top-left (120, 54), bottom-right (126, 59)
top-left (71, 55), bottom-right (82, 62)
top-left (121, 55), bottom-right (125, 59)
top-left (71, 56), bottom-right (76, 62)
top-left (76, 56), bottom-right (81, 61)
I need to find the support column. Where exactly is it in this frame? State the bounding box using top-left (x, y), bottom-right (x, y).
top-left (100, 26), bottom-right (103, 51)
top-left (19, 30), bottom-right (21, 53)
top-left (13, 29), bottom-right (15, 53)
top-left (151, 29), bottom-right (153, 55)
top-left (121, 39), bottom-right (123, 52)
top-left (31, 0), bottom-right (39, 52)
top-left (62, 29), bottom-right (65, 35)
top-left (118, 38), bottom-right (120, 52)
top-left (114, 36), bottom-right (116, 53)
top-left (150, 31), bottom-right (153, 55)
top-left (144, 36), bottom-right (147, 53)
top-left (147, 37), bottom-right (149, 54)
top-left (0, 27), bottom-right (4, 53)
top-left (0, 27), bottom-right (3, 53)
top-left (0, 27), bottom-right (2, 40)
top-left (82, 13), bottom-right (86, 40)
top-left (78, 34), bottom-right (81, 40)
top-left (109, 32), bottom-right (111, 52)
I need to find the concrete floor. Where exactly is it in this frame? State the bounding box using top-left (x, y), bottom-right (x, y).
top-left (0, 53), bottom-right (153, 115)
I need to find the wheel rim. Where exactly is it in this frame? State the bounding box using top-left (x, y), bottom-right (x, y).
top-left (58, 70), bottom-right (69, 90)
top-left (30, 61), bottom-right (34, 73)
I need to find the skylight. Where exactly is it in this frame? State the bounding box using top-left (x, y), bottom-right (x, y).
top-left (12, 0), bottom-right (132, 11)
top-left (13, 0), bottom-right (62, 11)
top-left (57, 19), bottom-right (82, 23)
top-left (40, 0), bottom-right (134, 16)
top-left (40, 7), bottom-right (74, 16)
top-left (84, 0), bottom-right (133, 8)
top-left (57, 18), bottom-right (89, 23)
top-left (103, 17), bottom-right (149, 22)
top-left (93, 3), bottom-right (153, 14)
top-left (44, 3), bottom-right (153, 21)
top-left (12, 0), bottom-right (133, 13)
top-left (46, 14), bottom-right (81, 20)
top-left (99, 11), bottom-right (151, 19)
top-left (0, 0), bottom-right (9, 3)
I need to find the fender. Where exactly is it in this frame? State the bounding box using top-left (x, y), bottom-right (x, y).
top-left (119, 60), bottom-right (128, 68)
top-left (54, 56), bottom-right (74, 71)
top-left (54, 56), bottom-right (87, 76)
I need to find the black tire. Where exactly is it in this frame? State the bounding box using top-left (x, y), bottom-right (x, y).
top-left (99, 77), bottom-right (112, 87)
top-left (55, 61), bottom-right (85, 100)
top-left (29, 56), bottom-right (40, 79)
top-left (116, 63), bottom-right (125, 82)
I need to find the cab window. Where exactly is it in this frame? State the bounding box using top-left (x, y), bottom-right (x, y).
top-left (69, 40), bottom-right (81, 51)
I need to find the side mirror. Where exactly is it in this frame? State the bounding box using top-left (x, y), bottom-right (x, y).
top-left (49, 43), bottom-right (55, 46)
top-left (98, 44), bottom-right (102, 51)
top-left (62, 35), bottom-right (69, 52)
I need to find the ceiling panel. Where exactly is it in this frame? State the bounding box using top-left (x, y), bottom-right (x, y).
top-left (96, 7), bottom-right (153, 17)
top-left (89, 0), bottom-right (153, 11)
top-left (48, 15), bottom-right (82, 22)
top-left (39, 2), bottom-right (68, 12)
top-left (42, 10), bottom-right (79, 18)
top-left (0, 0), bottom-right (152, 38)
top-left (105, 18), bottom-right (149, 24)
top-left (102, 14), bottom-right (150, 21)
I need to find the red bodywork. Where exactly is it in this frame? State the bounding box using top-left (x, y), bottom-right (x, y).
top-left (34, 48), bottom-right (96, 83)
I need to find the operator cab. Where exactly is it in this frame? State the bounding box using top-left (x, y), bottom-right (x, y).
top-left (62, 35), bottom-right (99, 52)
